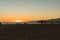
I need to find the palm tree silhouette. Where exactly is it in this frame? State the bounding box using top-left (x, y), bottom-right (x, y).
top-left (38, 20), bottom-right (46, 24)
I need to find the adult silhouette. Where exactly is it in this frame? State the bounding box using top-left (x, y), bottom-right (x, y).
top-left (24, 22), bottom-right (26, 24)
top-left (0, 23), bottom-right (1, 25)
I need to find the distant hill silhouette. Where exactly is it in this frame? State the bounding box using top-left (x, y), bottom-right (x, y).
top-left (47, 18), bottom-right (60, 21)
top-left (27, 18), bottom-right (60, 24)
top-left (0, 18), bottom-right (60, 24)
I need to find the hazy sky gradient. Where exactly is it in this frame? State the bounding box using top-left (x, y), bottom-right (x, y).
top-left (0, 0), bottom-right (60, 22)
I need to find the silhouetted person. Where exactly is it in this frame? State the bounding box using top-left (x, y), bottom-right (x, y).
top-left (50, 22), bottom-right (53, 24)
top-left (0, 23), bottom-right (1, 25)
top-left (24, 22), bottom-right (26, 24)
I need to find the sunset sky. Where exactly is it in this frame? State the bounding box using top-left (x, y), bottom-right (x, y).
top-left (0, 0), bottom-right (60, 22)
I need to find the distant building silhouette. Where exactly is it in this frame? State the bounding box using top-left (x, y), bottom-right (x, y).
top-left (47, 21), bottom-right (53, 24)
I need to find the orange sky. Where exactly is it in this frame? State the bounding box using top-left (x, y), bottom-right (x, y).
top-left (0, 0), bottom-right (60, 22)
top-left (0, 16), bottom-right (58, 22)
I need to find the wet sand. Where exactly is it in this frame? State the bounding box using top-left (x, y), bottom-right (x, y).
top-left (0, 24), bottom-right (60, 40)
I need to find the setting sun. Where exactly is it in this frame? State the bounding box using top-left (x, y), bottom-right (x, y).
top-left (15, 20), bottom-right (23, 22)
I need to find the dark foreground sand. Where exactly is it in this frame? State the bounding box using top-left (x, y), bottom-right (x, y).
top-left (0, 24), bottom-right (60, 40)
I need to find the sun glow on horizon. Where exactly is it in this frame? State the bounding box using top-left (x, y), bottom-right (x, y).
top-left (15, 20), bottom-right (23, 22)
